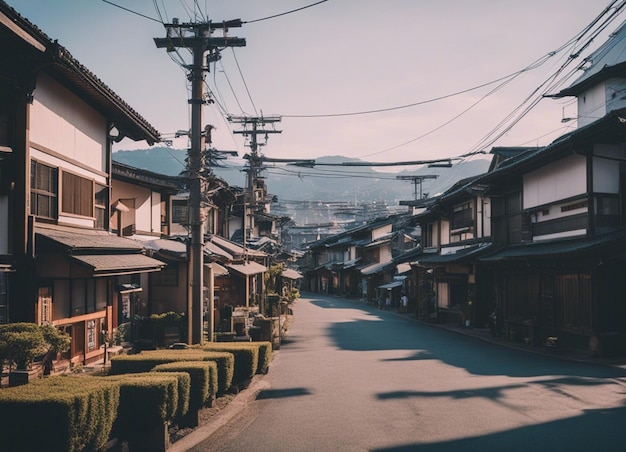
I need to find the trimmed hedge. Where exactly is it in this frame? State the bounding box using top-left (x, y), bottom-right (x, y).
top-left (106, 372), bottom-right (190, 435)
top-left (195, 341), bottom-right (272, 374)
top-left (152, 361), bottom-right (218, 410)
top-left (0, 375), bottom-right (119, 452)
top-left (194, 343), bottom-right (259, 387)
top-left (110, 350), bottom-right (234, 393)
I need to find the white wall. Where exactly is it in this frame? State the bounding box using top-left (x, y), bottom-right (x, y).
top-left (371, 224), bottom-right (392, 240)
top-left (440, 220), bottom-right (450, 246)
top-left (30, 74), bottom-right (106, 173)
top-left (112, 179), bottom-right (159, 234)
top-left (593, 143), bottom-right (625, 193)
top-left (479, 196), bottom-right (491, 237)
top-left (379, 243), bottom-right (392, 263)
top-left (524, 154), bottom-right (586, 209)
top-left (577, 83), bottom-right (606, 128)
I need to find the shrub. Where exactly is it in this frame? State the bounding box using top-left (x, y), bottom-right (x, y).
top-left (0, 322), bottom-right (70, 370)
top-left (106, 372), bottom-right (190, 431)
top-left (0, 375), bottom-right (119, 452)
top-left (194, 343), bottom-right (259, 387)
top-left (152, 361), bottom-right (218, 410)
top-left (110, 349), bottom-right (234, 394)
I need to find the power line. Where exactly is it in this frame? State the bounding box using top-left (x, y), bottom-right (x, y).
top-left (230, 48), bottom-right (258, 116)
top-left (244, 0), bottom-right (328, 24)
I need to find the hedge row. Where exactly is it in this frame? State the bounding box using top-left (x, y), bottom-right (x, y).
top-left (193, 344), bottom-right (257, 387)
top-left (110, 350), bottom-right (234, 394)
top-left (152, 361), bottom-right (218, 410)
top-left (0, 343), bottom-right (273, 451)
top-left (196, 341), bottom-right (272, 375)
top-left (0, 376), bottom-right (119, 452)
top-left (105, 372), bottom-right (190, 437)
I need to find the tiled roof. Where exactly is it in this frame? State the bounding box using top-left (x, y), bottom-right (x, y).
top-left (36, 226), bottom-right (144, 252)
top-left (416, 243), bottom-right (493, 266)
top-left (0, 1), bottom-right (160, 143)
top-left (480, 232), bottom-right (626, 262)
top-left (69, 254), bottom-right (165, 274)
top-left (557, 19), bottom-right (626, 97)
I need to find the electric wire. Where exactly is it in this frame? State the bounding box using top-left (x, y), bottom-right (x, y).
top-left (462, 0), bottom-right (626, 157)
top-left (231, 48), bottom-right (258, 116)
top-left (101, 0), bottom-right (161, 23)
top-left (244, 0), bottom-right (328, 24)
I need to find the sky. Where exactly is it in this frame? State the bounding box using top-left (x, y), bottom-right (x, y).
top-left (6, 1), bottom-right (626, 169)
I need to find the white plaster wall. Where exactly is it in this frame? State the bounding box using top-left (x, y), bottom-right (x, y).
top-left (111, 179), bottom-right (156, 233)
top-left (371, 224), bottom-right (392, 240)
top-left (379, 244), bottom-right (392, 263)
top-left (523, 154), bottom-right (586, 209)
top-left (440, 220), bottom-right (450, 245)
top-left (480, 196), bottom-right (491, 237)
top-left (578, 83), bottom-right (606, 128)
top-left (30, 74), bottom-right (106, 172)
top-left (592, 143), bottom-right (625, 193)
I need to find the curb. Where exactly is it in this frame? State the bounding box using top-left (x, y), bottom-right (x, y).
top-left (168, 376), bottom-right (271, 452)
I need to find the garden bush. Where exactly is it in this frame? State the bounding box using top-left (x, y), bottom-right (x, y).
top-left (152, 361), bottom-right (218, 410)
top-left (106, 372), bottom-right (190, 432)
top-left (0, 375), bottom-right (119, 452)
top-left (194, 343), bottom-right (259, 387)
top-left (110, 349), bottom-right (234, 393)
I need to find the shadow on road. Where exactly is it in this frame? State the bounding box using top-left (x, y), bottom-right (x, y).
top-left (372, 404), bottom-right (626, 452)
top-left (306, 295), bottom-right (626, 379)
top-left (255, 387), bottom-right (313, 400)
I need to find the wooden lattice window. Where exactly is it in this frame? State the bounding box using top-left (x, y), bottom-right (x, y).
top-left (61, 171), bottom-right (94, 217)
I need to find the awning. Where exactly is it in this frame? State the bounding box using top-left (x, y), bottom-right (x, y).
top-left (396, 263), bottom-right (411, 274)
top-left (118, 283), bottom-right (142, 294)
top-left (416, 243), bottom-right (493, 266)
top-left (36, 226), bottom-right (144, 252)
top-left (282, 269), bottom-right (303, 280)
top-left (378, 281), bottom-right (404, 289)
top-left (69, 254), bottom-right (165, 276)
top-left (479, 232), bottom-right (626, 263)
top-left (342, 257), bottom-right (361, 269)
top-left (226, 261), bottom-right (267, 276)
top-left (360, 261), bottom-right (394, 276)
top-left (204, 262), bottom-right (229, 277)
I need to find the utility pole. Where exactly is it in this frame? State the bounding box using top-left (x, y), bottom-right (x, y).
top-left (396, 175), bottom-right (438, 199)
top-left (229, 115), bottom-right (282, 192)
top-left (229, 116), bottom-right (281, 245)
top-left (155, 19), bottom-right (245, 344)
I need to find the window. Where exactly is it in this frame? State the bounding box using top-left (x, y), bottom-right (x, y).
top-left (31, 161), bottom-right (58, 219)
top-left (423, 223), bottom-right (434, 248)
top-left (37, 286), bottom-right (53, 325)
top-left (172, 199), bottom-right (189, 224)
top-left (62, 171), bottom-right (94, 217)
top-left (451, 203), bottom-right (473, 230)
top-left (95, 183), bottom-right (107, 229)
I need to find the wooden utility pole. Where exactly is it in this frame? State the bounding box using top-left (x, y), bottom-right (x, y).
top-left (229, 115), bottom-right (282, 190)
top-left (396, 175), bottom-right (438, 200)
top-left (229, 115), bottom-right (281, 248)
top-left (155, 19), bottom-right (245, 344)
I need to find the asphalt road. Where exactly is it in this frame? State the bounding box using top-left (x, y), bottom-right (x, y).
top-left (191, 293), bottom-right (626, 452)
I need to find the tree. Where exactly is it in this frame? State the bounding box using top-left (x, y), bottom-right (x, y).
top-left (0, 323), bottom-right (70, 371)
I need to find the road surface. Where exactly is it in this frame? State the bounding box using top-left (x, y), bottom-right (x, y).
top-left (192, 293), bottom-right (626, 451)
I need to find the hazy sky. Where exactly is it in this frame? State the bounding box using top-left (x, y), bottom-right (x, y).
top-left (7, 1), bottom-right (625, 167)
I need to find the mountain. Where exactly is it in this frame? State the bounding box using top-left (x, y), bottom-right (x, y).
top-left (112, 148), bottom-right (490, 204)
